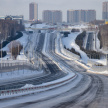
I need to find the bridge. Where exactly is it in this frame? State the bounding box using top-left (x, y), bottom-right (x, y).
top-left (25, 27), bottom-right (72, 31)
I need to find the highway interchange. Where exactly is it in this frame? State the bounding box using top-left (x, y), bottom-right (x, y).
top-left (0, 30), bottom-right (108, 108)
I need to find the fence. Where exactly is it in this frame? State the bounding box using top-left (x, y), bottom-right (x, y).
top-left (0, 59), bottom-right (41, 73)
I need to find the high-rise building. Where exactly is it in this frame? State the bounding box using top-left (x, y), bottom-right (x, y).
top-left (0, 15), bottom-right (24, 25)
top-left (29, 2), bottom-right (38, 21)
top-left (102, 2), bottom-right (108, 20)
top-left (43, 10), bottom-right (53, 23)
top-left (43, 10), bottom-right (62, 23)
top-left (86, 10), bottom-right (96, 22)
top-left (67, 10), bottom-right (96, 24)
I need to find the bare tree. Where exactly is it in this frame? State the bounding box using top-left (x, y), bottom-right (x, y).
top-left (8, 40), bottom-right (23, 59)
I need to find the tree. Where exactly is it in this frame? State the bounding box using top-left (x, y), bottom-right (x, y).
top-left (8, 40), bottom-right (23, 59)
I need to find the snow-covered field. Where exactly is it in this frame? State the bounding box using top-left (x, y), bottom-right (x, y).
top-left (0, 70), bottom-right (44, 84)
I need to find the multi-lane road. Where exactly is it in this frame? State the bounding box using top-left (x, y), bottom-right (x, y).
top-left (1, 31), bottom-right (108, 108)
top-left (86, 32), bottom-right (96, 51)
top-left (0, 33), bottom-right (66, 91)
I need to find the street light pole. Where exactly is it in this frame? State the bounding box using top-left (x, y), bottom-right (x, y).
top-left (1, 40), bottom-right (2, 69)
top-left (18, 44), bottom-right (19, 55)
top-left (106, 54), bottom-right (108, 66)
top-left (11, 41), bottom-right (12, 59)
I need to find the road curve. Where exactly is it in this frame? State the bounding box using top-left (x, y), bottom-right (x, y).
top-left (1, 31), bottom-right (108, 108)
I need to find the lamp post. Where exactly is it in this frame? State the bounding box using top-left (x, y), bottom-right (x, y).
top-left (18, 44), bottom-right (19, 55)
top-left (1, 40), bottom-right (2, 69)
top-left (106, 54), bottom-right (107, 65)
top-left (11, 41), bottom-right (13, 59)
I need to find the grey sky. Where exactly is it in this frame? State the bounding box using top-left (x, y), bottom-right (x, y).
top-left (0, 0), bottom-right (105, 21)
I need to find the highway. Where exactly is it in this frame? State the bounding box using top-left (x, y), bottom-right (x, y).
top-left (86, 32), bottom-right (95, 51)
top-left (0, 33), bottom-right (66, 91)
top-left (15, 31), bottom-right (108, 108)
top-left (1, 31), bottom-right (108, 108)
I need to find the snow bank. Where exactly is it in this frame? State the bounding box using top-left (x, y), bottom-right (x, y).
top-left (62, 32), bottom-right (89, 63)
top-left (22, 84), bottom-right (35, 88)
top-left (17, 54), bottom-right (28, 60)
top-left (88, 68), bottom-right (108, 74)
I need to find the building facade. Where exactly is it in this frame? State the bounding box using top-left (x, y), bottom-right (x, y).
top-left (43, 10), bottom-right (62, 24)
top-left (67, 10), bottom-right (96, 24)
top-left (29, 2), bottom-right (38, 21)
top-left (102, 2), bottom-right (108, 20)
top-left (0, 15), bottom-right (24, 25)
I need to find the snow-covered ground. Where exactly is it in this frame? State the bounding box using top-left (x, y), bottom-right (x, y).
top-left (1, 32), bottom-right (29, 60)
top-left (0, 23), bottom-right (108, 105)
top-left (0, 73), bottom-right (84, 107)
top-left (89, 57), bottom-right (107, 66)
top-left (62, 32), bottom-right (89, 63)
top-left (88, 68), bottom-right (108, 74)
top-left (62, 25), bottom-right (107, 66)
top-left (0, 70), bottom-right (44, 84)
top-left (0, 24), bottom-right (47, 82)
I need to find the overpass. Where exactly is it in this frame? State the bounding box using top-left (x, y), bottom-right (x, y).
top-left (25, 27), bottom-right (72, 31)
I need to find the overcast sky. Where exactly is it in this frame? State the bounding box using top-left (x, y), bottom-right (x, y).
top-left (0, 0), bottom-right (105, 21)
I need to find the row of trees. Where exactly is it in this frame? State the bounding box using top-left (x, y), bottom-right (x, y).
top-left (0, 20), bottom-right (24, 41)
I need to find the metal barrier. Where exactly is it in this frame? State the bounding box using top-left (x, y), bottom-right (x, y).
top-left (0, 74), bottom-right (77, 98)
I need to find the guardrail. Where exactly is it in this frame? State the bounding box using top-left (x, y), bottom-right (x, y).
top-left (0, 74), bottom-right (77, 99)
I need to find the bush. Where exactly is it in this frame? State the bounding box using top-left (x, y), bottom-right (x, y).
top-left (64, 46), bottom-right (81, 58)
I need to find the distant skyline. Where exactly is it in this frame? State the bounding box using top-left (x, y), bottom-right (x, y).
top-left (29, 2), bottom-right (38, 20)
top-left (0, 0), bottom-right (105, 21)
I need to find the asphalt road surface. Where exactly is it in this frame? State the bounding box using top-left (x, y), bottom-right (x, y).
top-left (86, 32), bottom-right (95, 51)
top-left (1, 31), bottom-right (108, 108)
top-left (0, 33), bottom-right (66, 91)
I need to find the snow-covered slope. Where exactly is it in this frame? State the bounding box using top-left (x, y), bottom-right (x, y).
top-left (62, 32), bottom-right (89, 63)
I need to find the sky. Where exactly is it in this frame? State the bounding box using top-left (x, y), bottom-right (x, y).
top-left (0, 0), bottom-right (106, 21)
